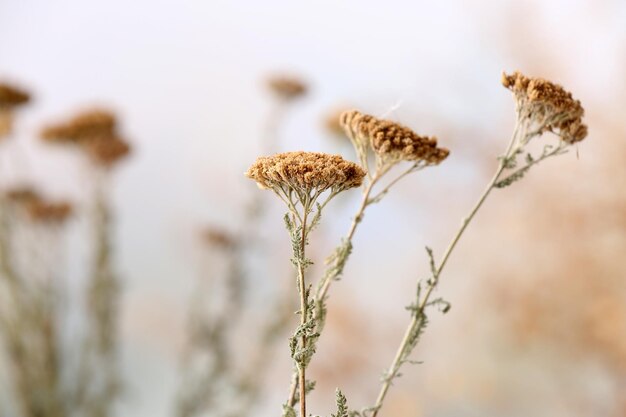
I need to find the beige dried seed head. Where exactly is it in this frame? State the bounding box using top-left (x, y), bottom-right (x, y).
top-left (85, 135), bottom-right (131, 166)
top-left (267, 75), bottom-right (307, 100)
top-left (41, 109), bottom-right (117, 144)
top-left (4, 187), bottom-right (72, 224)
top-left (340, 110), bottom-right (449, 165)
top-left (0, 83), bottom-right (30, 109)
top-left (246, 151), bottom-right (365, 195)
top-left (502, 71), bottom-right (588, 144)
top-left (26, 200), bottom-right (73, 223)
top-left (202, 227), bottom-right (237, 250)
top-left (4, 187), bottom-right (41, 204)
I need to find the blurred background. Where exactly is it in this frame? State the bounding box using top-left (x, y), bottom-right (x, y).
top-left (1, 0), bottom-right (625, 416)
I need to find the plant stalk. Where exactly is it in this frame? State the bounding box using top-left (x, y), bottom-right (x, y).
top-left (370, 126), bottom-right (521, 417)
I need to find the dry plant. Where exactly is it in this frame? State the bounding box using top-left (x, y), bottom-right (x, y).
top-left (40, 108), bottom-right (131, 417)
top-left (244, 70), bottom-right (588, 417)
top-left (174, 74), bottom-right (308, 417)
top-left (0, 96), bottom-right (131, 417)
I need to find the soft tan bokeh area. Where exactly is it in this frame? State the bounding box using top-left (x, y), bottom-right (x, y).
top-left (1, 0), bottom-right (625, 416)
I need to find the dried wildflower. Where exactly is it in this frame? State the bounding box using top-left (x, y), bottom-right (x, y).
top-left (340, 110), bottom-right (449, 173)
top-left (246, 151), bottom-right (365, 208)
top-left (247, 151), bottom-right (365, 417)
top-left (0, 82), bottom-right (30, 138)
top-left (267, 76), bottom-right (307, 100)
top-left (84, 135), bottom-right (131, 166)
top-left (4, 187), bottom-right (40, 204)
top-left (40, 109), bottom-right (117, 144)
top-left (502, 71), bottom-right (588, 144)
top-left (26, 200), bottom-right (72, 223)
top-left (201, 227), bottom-right (237, 250)
top-left (40, 109), bottom-right (131, 167)
top-left (0, 83), bottom-right (30, 109)
top-left (4, 187), bottom-right (72, 223)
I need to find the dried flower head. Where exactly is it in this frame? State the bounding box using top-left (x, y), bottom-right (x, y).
top-left (340, 110), bottom-right (449, 170)
top-left (26, 200), bottom-right (72, 223)
top-left (4, 187), bottom-right (72, 223)
top-left (246, 151), bottom-right (365, 210)
top-left (0, 83), bottom-right (30, 109)
top-left (4, 187), bottom-right (41, 204)
top-left (84, 135), bottom-right (131, 166)
top-left (502, 71), bottom-right (588, 144)
top-left (202, 227), bottom-right (237, 250)
top-left (0, 83), bottom-right (30, 139)
top-left (40, 109), bottom-right (117, 144)
top-left (267, 75), bottom-right (307, 100)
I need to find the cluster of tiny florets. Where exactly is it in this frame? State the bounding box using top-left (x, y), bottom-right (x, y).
top-left (0, 83), bottom-right (31, 138)
top-left (340, 110), bottom-right (449, 165)
top-left (267, 75), bottom-right (308, 100)
top-left (502, 71), bottom-right (587, 144)
top-left (246, 151), bottom-right (365, 195)
top-left (40, 109), bottom-right (131, 166)
top-left (202, 227), bottom-right (237, 250)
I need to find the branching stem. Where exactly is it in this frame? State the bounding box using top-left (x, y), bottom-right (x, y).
top-left (370, 122), bottom-right (524, 417)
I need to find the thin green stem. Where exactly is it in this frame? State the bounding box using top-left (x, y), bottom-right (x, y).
top-left (297, 209), bottom-right (309, 417)
top-left (316, 176), bottom-right (378, 302)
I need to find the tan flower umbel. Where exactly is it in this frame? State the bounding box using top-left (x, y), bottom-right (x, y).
top-left (502, 71), bottom-right (588, 144)
top-left (340, 110), bottom-right (449, 172)
top-left (246, 151), bottom-right (365, 210)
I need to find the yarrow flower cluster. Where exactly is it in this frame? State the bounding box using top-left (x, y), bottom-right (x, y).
top-left (267, 76), bottom-right (308, 100)
top-left (41, 109), bottom-right (116, 143)
top-left (0, 83), bottom-right (30, 109)
top-left (501, 71), bottom-right (588, 144)
top-left (5, 187), bottom-right (72, 224)
top-left (246, 151), bottom-right (365, 209)
top-left (40, 109), bottom-right (131, 166)
top-left (0, 82), bottom-right (31, 138)
top-left (339, 110), bottom-right (449, 173)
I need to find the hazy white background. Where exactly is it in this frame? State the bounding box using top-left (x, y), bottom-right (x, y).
top-left (1, 1), bottom-right (625, 416)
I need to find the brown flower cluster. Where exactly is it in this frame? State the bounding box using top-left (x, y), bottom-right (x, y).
top-left (202, 227), bottom-right (237, 250)
top-left (267, 75), bottom-right (307, 100)
top-left (502, 71), bottom-right (588, 144)
top-left (41, 109), bottom-right (116, 143)
top-left (340, 110), bottom-right (449, 167)
top-left (0, 82), bottom-right (31, 138)
top-left (246, 151), bottom-right (365, 197)
top-left (4, 187), bottom-right (72, 224)
top-left (0, 83), bottom-right (30, 109)
top-left (40, 109), bottom-right (131, 166)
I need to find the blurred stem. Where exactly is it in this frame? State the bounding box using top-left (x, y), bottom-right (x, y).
top-left (75, 170), bottom-right (120, 417)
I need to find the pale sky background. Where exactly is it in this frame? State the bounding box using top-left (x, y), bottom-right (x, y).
top-left (1, 1), bottom-right (625, 416)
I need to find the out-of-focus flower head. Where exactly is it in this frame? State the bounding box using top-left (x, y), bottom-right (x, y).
top-left (267, 75), bottom-right (308, 100)
top-left (40, 108), bottom-right (131, 167)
